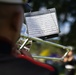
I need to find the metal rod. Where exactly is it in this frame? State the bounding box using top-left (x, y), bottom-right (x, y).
top-left (21, 35), bottom-right (72, 50)
top-left (19, 38), bottom-right (28, 50)
top-left (32, 55), bottom-right (63, 60)
top-left (32, 49), bottom-right (71, 60)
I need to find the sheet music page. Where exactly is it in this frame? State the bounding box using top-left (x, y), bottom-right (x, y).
top-left (25, 9), bottom-right (59, 37)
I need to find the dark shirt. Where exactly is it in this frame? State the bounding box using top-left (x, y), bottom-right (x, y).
top-left (65, 59), bottom-right (75, 67)
top-left (0, 55), bottom-right (58, 75)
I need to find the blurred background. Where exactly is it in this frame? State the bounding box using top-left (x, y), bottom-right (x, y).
top-left (23, 0), bottom-right (76, 75)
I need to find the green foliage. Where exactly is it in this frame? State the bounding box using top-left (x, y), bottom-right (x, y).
top-left (27, 0), bottom-right (76, 52)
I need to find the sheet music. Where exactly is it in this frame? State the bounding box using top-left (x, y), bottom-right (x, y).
top-left (25, 8), bottom-right (59, 38)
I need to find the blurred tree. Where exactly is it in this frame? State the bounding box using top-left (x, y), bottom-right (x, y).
top-left (27, 0), bottom-right (76, 52)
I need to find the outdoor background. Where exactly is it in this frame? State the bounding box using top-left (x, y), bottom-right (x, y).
top-left (24, 0), bottom-right (76, 75)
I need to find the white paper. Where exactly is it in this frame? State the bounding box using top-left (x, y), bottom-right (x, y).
top-left (25, 8), bottom-right (59, 38)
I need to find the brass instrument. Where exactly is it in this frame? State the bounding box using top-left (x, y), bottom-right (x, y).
top-left (18, 35), bottom-right (72, 60)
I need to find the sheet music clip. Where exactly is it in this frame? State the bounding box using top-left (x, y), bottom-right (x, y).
top-left (25, 3), bottom-right (32, 12)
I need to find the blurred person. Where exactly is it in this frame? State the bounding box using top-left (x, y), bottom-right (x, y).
top-left (0, 0), bottom-right (58, 75)
top-left (63, 50), bottom-right (75, 75)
